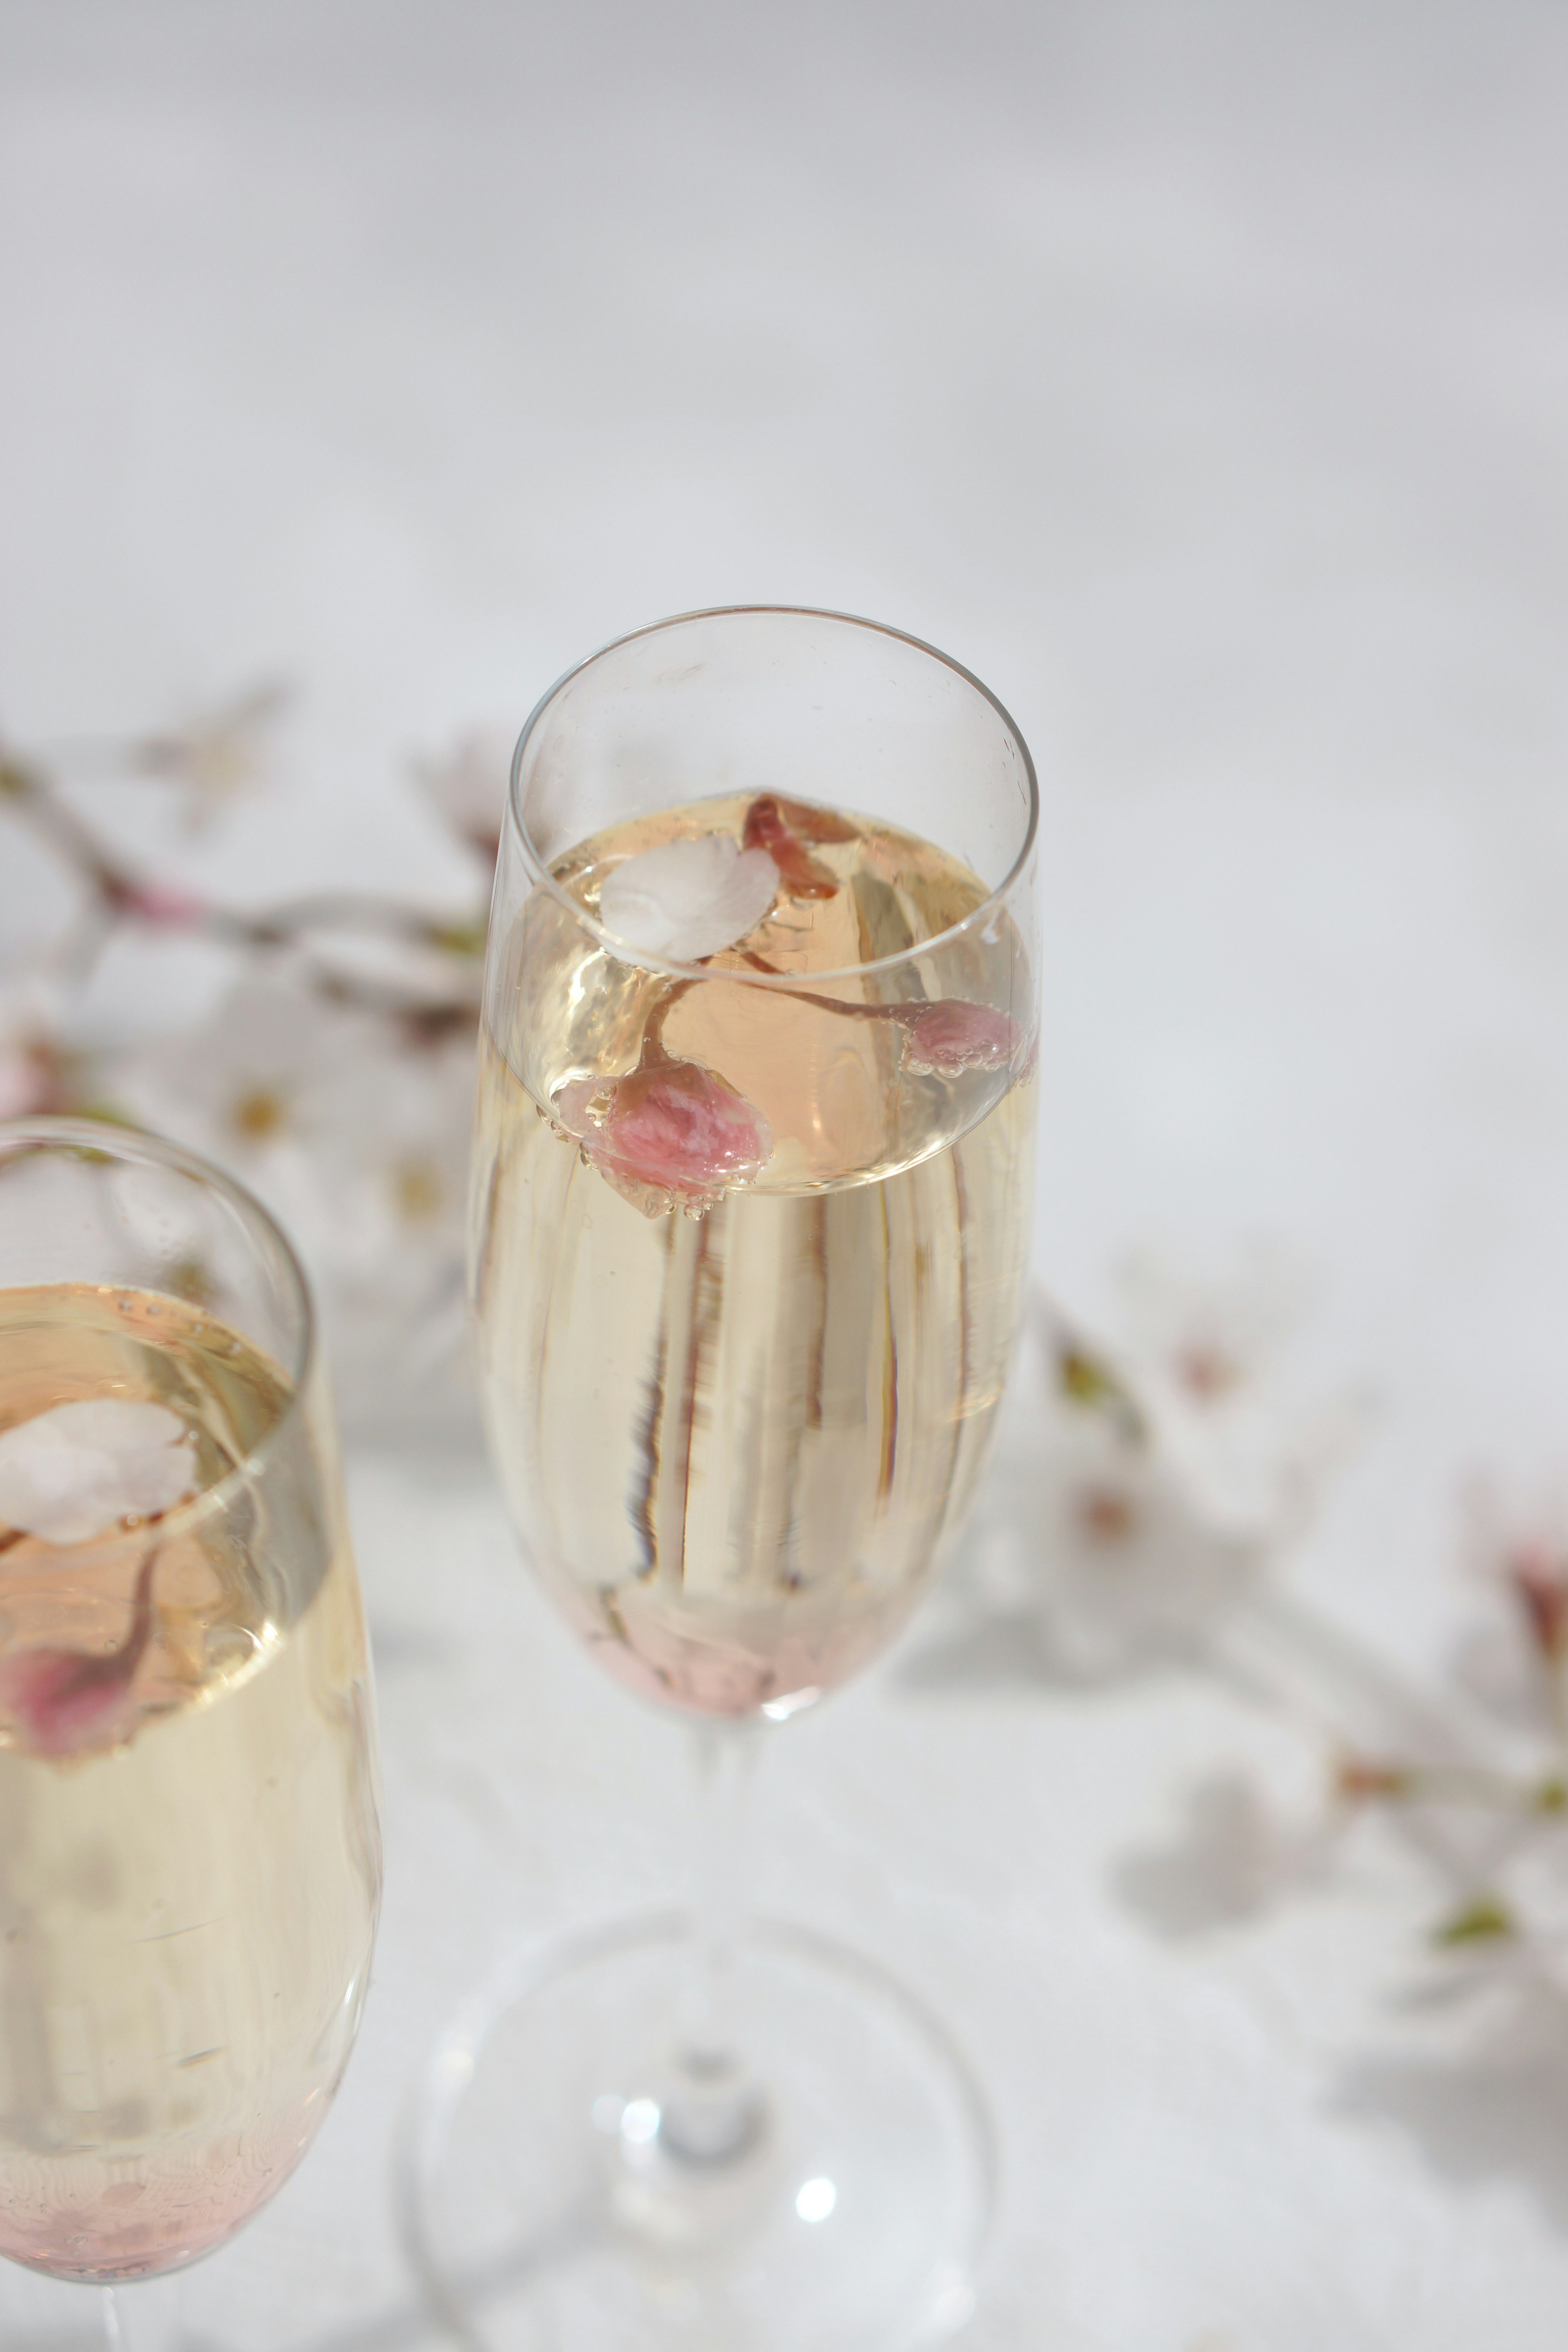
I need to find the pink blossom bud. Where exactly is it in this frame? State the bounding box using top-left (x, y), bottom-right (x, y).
top-left (106, 878), bottom-right (207, 929)
top-left (898, 999), bottom-right (1021, 1077)
top-left (554, 1056), bottom-right (773, 1217)
top-left (1334, 1755), bottom-right (1413, 1802)
top-left (1510, 1549), bottom-right (1568, 1661)
top-left (0, 1550), bottom-right (157, 1758)
top-left (0, 1038), bottom-right (64, 1121)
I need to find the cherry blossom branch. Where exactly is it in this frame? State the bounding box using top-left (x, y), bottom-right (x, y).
top-left (0, 725), bottom-right (488, 1073)
top-left (735, 951), bottom-right (1022, 1075)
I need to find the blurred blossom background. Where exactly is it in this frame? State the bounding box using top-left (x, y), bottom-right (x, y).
top-left (2, 0), bottom-right (1566, 1660)
top-left (4, 4), bottom-right (1568, 2339)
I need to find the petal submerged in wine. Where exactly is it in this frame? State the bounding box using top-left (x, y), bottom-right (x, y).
top-left (552, 1056), bottom-right (775, 1218)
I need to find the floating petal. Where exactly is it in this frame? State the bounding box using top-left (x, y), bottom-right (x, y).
top-left (599, 835), bottom-right (779, 962)
top-left (0, 1401), bottom-right (197, 1546)
top-left (0, 1548), bottom-right (159, 1758)
top-left (741, 796), bottom-right (841, 900)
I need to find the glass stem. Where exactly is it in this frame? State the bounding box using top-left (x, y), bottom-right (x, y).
top-left (655, 1715), bottom-right (766, 2165)
top-left (99, 2278), bottom-right (182, 2352)
top-left (685, 1715), bottom-right (761, 2058)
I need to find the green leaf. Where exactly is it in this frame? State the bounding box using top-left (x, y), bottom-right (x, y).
top-left (425, 918), bottom-right (488, 959)
top-left (1433, 1894), bottom-right (1517, 1948)
top-left (1056, 1342), bottom-right (1147, 1445)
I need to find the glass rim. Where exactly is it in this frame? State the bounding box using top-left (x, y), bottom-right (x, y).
top-left (0, 1114), bottom-right (318, 1550)
top-left (506, 604), bottom-right (1040, 991)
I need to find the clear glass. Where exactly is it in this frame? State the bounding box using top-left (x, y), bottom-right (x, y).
top-left (412, 607), bottom-right (1037, 2349)
top-left (0, 1118), bottom-right (383, 2351)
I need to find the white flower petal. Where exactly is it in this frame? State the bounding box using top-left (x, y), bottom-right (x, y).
top-left (598, 835), bottom-right (778, 963)
top-left (416, 728), bottom-right (510, 860)
top-left (0, 1400), bottom-right (198, 1545)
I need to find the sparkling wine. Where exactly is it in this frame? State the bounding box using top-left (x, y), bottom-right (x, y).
top-left (472, 794), bottom-right (1036, 1716)
top-left (0, 1285), bottom-right (381, 2283)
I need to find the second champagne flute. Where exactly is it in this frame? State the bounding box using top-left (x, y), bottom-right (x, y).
top-left (0, 1118), bottom-right (382, 2352)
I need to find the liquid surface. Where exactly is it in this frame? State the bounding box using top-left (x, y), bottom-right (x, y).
top-left (474, 795), bottom-right (1036, 1716)
top-left (0, 1286), bottom-right (381, 2281)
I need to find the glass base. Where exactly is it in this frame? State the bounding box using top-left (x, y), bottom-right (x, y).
top-left (400, 1912), bottom-right (995, 2351)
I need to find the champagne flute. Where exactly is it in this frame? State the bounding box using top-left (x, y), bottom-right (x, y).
top-left (0, 1118), bottom-right (383, 2351)
top-left (407, 607), bottom-right (1038, 2350)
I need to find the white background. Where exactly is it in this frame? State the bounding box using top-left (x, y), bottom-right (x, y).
top-left (3, 4), bottom-right (1568, 2345)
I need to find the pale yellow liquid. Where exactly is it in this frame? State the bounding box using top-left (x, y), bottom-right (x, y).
top-left (473, 797), bottom-right (1036, 1715)
top-left (0, 1287), bottom-right (381, 2281)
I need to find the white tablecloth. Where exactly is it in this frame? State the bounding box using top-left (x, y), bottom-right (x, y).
top-left (5, 5), bottom-right (1568, 2343)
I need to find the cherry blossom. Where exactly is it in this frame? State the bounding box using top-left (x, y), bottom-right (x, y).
top-left (1506, 1539), bottom-right (1568, 1664)
top-left (741, 794), bottom-right (852, 900)
top-left (1452, 1483), bottom-right (1568, 1734)
top-left (1117, 1243), bottom-right (1313, 1405)
top-left (895, 998), bottom-right (1021, 1076)
top-left (0, 980), bottom-right (73, 1120)
top-left (0, 1546), bottom-right (159, 1758)
top-left (416, 728), bottom-right (512, 869)
top-left (597, 833), bottom-right (779, 963)
top-left (135, 680), bottom-right (289, 833)
top-left (966, 1359), bottom-right (1266, 1682)
top-left (115, 976), bottom-right (477, 1430)
top-left (938, 1277), bottom-right (1361, 1684)
top-left (753, 965), bottom-right (1027, 1080)
top-left (0, 1400), bottom-right (196, 1546)
top-left (1, 685), bottom-right (491, 1435)
top-left (1104, 1245), bottom-right (1368, 1545)
top-left (553, 1053), bottom-right (773, 1217)
top-left (115, 974), bottom-right (368, 1167)
top-left (101, 876), bottom-right (209, 930)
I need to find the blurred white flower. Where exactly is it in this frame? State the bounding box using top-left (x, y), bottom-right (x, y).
top-left (301, 1032), bottom-right (474, 1321)
top-left (1115, 1768), bottom-right (1338, 1938)
top-left (973, 1340), bottom-right (1265, 1679)
top-left (3, 691), bottom-right (494, 1439)
top-left (1453, 1477), bottom-right (1568, 1742)
top-left (1104, 1244), bottom-right (1368, 1546)
top-left (960, 1266), bottom-right (1363, 1680)
top-left (0, 976), bottom-right (75, 1120)
top-left (598, 833), bottom-right (779, 962)
top-left (112, 973), bottom-right (474, 1430)
top-left (135, 681), bottom-right (289, 833)
top-left (1116, 1238), bottom-right (1309, 1397)
top-left (113, 974), bottom-right (358, 1164)
top-left (416, 728), bottom-right (512, 868)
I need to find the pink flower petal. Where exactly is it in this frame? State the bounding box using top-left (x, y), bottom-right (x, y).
top-left (0, 1550), bottom-right (157, 1759)
top-left (741, 796), bottom-right (841, 900)
top-left (898, 1000), bottom-right (1021, 1076)
top-left (105, 878), bottom-right (207, 929)
top-left (598, 835), bottom-right (779, 963)
top-left (0, 1042), bottom-right (59, 1121)
top-left (0, 1648), bottom-right (142, 1757)
top-left (554, 1058), bottom-right (773, 1217)
top-left (1510, 1547), bottom-right (1568, 1661)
